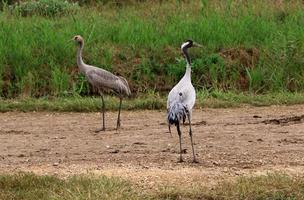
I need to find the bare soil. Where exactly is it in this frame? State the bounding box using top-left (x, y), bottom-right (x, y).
top-left (0, 105), bottom-right (304, 188)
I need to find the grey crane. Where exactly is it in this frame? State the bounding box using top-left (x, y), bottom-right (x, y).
top-left (167, 39), bottom-right (201, 163)
top-left (73, 35), bottom-right (131, 132)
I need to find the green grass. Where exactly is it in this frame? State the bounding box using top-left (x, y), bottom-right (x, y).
top-left (0, 0), bottom-right (304, 98)
top-left (0, 173), bottom-right (140, 200)
top-left (0, 91), bottom-right (303, 112)
top-left (153, 173), bottom-right (304, 200)
top-left (1, 172), bottom-right (304, 200)
top-left (208, 173), bottom-right (304, 200)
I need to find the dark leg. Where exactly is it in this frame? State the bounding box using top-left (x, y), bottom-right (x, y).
top-left (176, 123), bottom-right (183, 162)
top-left (168, 124), bottom-right (172, 136)
top-left (167, 109), bottom-right (172, 137)
top-left (187, 112), bottom-right (198, 163)
top-left (116, 97), bottom-right (122, 130)
top-left (95, 95), bottom-right (106, 132)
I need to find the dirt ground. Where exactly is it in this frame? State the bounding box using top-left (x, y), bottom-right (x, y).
top-left (0, 105), bottom-right (304, 188)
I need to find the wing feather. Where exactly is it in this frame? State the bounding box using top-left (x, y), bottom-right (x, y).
top-left (85, 67), bottom-right (130, 96)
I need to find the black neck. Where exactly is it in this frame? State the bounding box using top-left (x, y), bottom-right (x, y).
top-left (182, 47), bottom-right (191, 65)
top-left (79, 41), bottom-right (84, 49)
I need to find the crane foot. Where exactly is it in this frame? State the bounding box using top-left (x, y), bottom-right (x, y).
top-left (192, 159), bottom-right (199, 164)
top-left (95, 127), bottom-right (106, 133)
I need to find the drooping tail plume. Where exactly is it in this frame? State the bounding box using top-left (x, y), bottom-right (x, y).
top-left (167, 102), bottom-right (188, 126)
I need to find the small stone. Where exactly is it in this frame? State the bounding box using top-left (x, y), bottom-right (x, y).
top-left (213, 161), bottom-right (220, 166)
top-left (223, 167), bottom-right (229, 172)
top-left (181, 149), bottom-right (187, 154)
top-left (109, 149), bottom-right (119, 154)
top-left (53, 162), bottom-right (59, 166)
top-left (235, 171), bottom-right (242, 175)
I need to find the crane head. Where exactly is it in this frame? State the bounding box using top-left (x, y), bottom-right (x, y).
top-left (181, 39), bottom-right (202, 50)
top-left (72, 35), bottom-right (84, 45)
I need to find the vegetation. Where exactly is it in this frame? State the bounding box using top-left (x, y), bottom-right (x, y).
top-left (0, 91), bottom-right (303, 112)
top-left (0, 0), bottom-right (304, 101)
top-left (11, 0), bottom-right (80, 17)
top-left (0, 172), bottom-right (304, 200)
top-left (154, 173), bottom-right (304, 200)
top-left (0, 173), bottom-right (140, 200)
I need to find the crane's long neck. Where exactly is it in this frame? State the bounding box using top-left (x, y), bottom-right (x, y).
top-left (182, 47), bottom-right (191, 66)
top-left (182, 47), bottom-right (192, 78)
top-left (77, 42), bottom-right (86, 73)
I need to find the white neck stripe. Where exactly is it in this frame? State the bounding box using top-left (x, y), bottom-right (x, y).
top-left (181, 42), bottom-right (190, 50)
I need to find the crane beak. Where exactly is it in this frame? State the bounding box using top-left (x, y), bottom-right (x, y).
top-left (193, 42), bottom-right (203, 48)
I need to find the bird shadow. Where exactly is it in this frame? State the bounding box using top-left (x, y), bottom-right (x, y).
top-left (92, 127), bottom-right (120, 134)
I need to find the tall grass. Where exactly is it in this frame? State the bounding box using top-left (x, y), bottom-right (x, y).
top-left (1, 0), bottom-right (304, 98)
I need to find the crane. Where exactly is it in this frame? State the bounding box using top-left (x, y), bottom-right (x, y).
top-left (73, 35), bottom-right (131, 132)
top-left (167, 39), bottom-right (201, 163)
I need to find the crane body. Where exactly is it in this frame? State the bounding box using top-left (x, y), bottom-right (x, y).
top-left (73, 35), bottom-right (131, 132)
top-left (167, 40), bottom-right (201, 163)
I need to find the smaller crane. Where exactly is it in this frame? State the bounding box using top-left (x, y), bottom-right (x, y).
top-left (167, 39), bottom-right (201, 163)
top-left (73, 35), bottom-right (131, 132)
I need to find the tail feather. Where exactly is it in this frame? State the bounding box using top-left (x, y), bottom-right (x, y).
top-left (167, 103), bottom-right (188, 126)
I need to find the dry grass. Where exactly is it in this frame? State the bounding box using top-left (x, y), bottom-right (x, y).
top-left (1, 172), bottom-right (304, 200)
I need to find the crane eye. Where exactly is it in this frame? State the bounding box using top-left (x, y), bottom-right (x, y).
top-left (179, 92), bottom-right (182, 96)
top-left (74, 36), bottom-right (78, 40)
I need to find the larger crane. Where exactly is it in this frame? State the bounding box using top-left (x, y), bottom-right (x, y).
top-left (73, 35), bottom-right (131, 132)
top-left (167, 39), bottom-right (201, 163)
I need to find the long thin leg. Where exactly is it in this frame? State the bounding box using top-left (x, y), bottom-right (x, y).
top-left (95, 95), bottom-right (106, 132)
top-left (167, 109), bottom-right (172, 137)
top-left (187, 112), bottom-right (198, 163)
top-left (176, 123), bottom-right (183, 162)
top-left (116, 97), bottom-right (122, 130)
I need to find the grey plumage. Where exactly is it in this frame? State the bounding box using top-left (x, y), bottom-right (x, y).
top-left (73, 35), bottom-right (131, 131)
top-left (167, 101), bottom-right (188, 126)
top-left (86, 69), bottom-right (131, 96)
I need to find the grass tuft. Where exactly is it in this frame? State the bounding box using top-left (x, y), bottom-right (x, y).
top-left (1, 173), bottom-right (304, 200)
top-left (0, 173), bottom-right (140, 200)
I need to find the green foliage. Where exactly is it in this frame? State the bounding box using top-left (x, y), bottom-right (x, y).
top-left (0, 91), bottom-right (303, 112)
top-left (0, 173), bottom-right (140, 200)
top-left (1, 172), bottom-right (304, 200)
top-left (152, 173), bottom-right (304, 200)
top-left (209, 173), bottom-right (304, 200)
top-left (1, 1), bottom-right (304, 98)
top-left (11, 0), bottom-right (79, 17)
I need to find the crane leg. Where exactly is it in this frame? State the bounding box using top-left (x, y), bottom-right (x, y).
top-left (95, 95), bottom-right (106, 132)
top-left (116, 97), bottom-right (122, 130)
top-left (176, 123), bottom-right (183, 162)
top-left (187, 112), bottom-right (198, 163)
top-left (167, 109), bottom-right (172, 137)
top-left (168, 124), bottom-right (172, 137)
